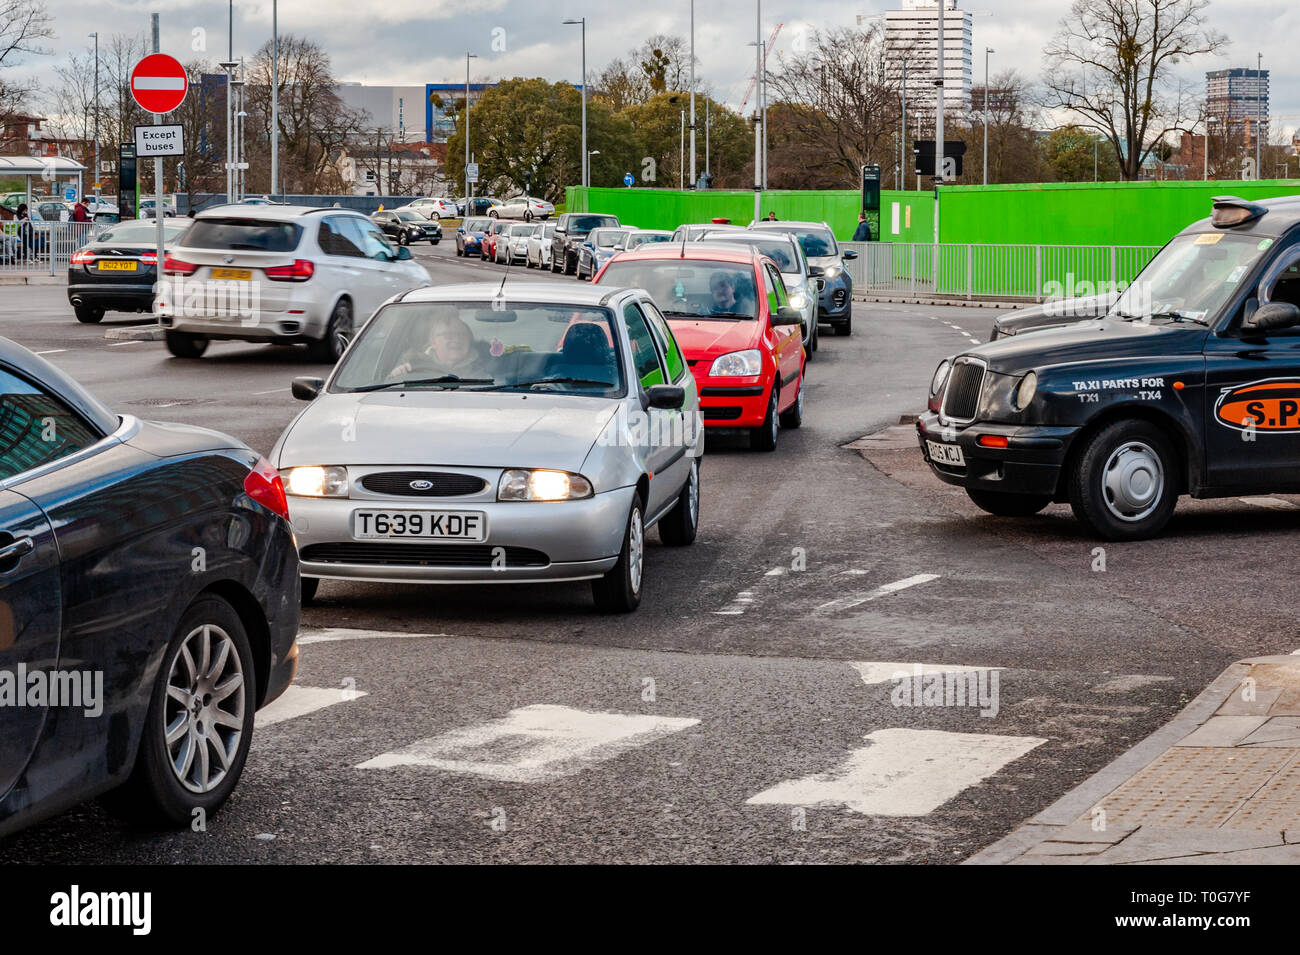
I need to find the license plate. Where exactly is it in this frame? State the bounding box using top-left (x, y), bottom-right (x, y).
top-left (98, 260), bottom-right (137, 271)
top-left (352, 509), bottom-right (487, 541)
top-left (210, 268), bottom-right (251, 281)
top-left (926, 440), bottom-right (966, 466)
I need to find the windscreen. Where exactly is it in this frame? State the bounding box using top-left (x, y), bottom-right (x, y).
top-left (598, 259), bottom-right (758, 319)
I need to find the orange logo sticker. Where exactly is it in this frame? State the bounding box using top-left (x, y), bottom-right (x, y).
top-left (1215, 379), bottom-right (1300, 433)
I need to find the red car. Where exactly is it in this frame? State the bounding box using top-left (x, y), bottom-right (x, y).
top-left (480, 219), bottom-right (506, 261)
top-left (594, 243), bottom-right (806, 450)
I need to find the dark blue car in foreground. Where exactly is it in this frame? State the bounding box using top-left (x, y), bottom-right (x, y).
top-left (0, 338), bottom-right (299, 836)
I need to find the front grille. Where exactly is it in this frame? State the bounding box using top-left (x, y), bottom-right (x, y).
top-left (832, 289), bottom-right (847, 307)
top-left (702, 406), bottom-right (742, 421)
top-left (301, 543), bottom-right (548, 567)
top-left (359, 471), bottom-right (488, 496)
top-left (942, 359), bottom-right (985, 422)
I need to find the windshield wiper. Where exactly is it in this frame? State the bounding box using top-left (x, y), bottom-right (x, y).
top-left (1149, 309), bottom-right (1210, 326)
top-left (486, 376), bottom-right (615, 391)
top-left (660, 309), bottom-right (751, 320)
top-left (349, 375), bottom-right (496, 393)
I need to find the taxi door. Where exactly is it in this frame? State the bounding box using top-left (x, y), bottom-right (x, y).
top-left (1203, 239), bottom-right (1300, 490)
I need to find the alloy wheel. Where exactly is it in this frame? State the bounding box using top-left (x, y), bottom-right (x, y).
top-left (163, 624), bottom-right (246, 794)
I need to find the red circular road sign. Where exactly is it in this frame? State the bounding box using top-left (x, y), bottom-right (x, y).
top-left (130, 54), bottom-right (188, 114)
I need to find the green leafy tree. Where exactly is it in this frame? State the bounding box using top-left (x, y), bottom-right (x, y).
top-left (1042, 125), bottom-right (1121, 182)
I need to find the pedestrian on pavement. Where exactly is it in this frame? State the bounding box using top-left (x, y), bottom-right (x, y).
top-left (765, 211), bottom-right (777, 221)
top-left (71, 198), bottom-right (90, 223)
top-left (16, 203), bottom-right (37, 258)
top-left (852, 212), bottom-right (873, 242)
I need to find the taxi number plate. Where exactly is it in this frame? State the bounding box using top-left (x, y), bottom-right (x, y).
top-left (926, 440), bottom-right (965, 466)
top-left (210, 268), bottom-right (251, 281)
top-left (98, 260), bottom-right (137, 271)
top-left (352, 509), bottom-right (487, 541)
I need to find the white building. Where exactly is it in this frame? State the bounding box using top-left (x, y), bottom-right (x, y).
top-left (884, 0), bottom-right (973, 114)
top-left (335, 83), bottom-right (429, 143)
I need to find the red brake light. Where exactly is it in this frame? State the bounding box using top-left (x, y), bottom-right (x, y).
top-left (244, 457), bottom-right (290, 519)
top-left (163, 255), bottom-right (197, 275)
top-left (265, 259), bottom-right (315, 282)
top-left (70, 250), bottom-right (95, 265)
top-left (139, 251), bottom-right (157, 266)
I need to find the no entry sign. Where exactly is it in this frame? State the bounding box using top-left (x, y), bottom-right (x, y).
top-left (130, 54), bottom-right (188, 114)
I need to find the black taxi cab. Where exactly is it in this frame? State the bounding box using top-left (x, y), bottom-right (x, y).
top-left (919, 195), bottom-right (1300, 540)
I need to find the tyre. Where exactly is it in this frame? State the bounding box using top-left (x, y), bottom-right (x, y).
top-left (1067, 420), bottom-right (1178, 541)
top-left (811, 324), bottom-right (819, 353)
top-left (74, 303), bottom-right (105, 324)
top-left (592, 498), bottom-right (645, 612)
top-left (488, 209), bottom-right (499, 218)
top-left (301, 576), bottom-right (319, 605)
top-left (397, 231), bottom-right (408, 246)
top-left (431, 212), bottom-right (440, 220)
top-left (100, 596), bottom-right (256, 826)
top-left (455, 246), bottom-right (463, 257)
top-left (779, 373), bottom-right (804, 429)
top-left (431, 239), bottom-right (439, 245)
top-left (966, 488), bottom-right (1052, 517)
top-left (658, 458), bottom-right (700, 546)
top-left (564, 252), bottom-right (577, 275)
top-left (307, 297), bottom-right (353, 363)
top-left (551, 253), bottom-right (562, 274)
top-left (164, 330), bottom-right (209, 358)
top-left (835, 313), bottom-right (853, 336)
top-left (750, 385), bottom-right (780, 451)
top-left (524, 210), bottom-right (533, 222)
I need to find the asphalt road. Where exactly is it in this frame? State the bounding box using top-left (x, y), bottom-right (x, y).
top-left (3, 244), bottom-right (1299, 863)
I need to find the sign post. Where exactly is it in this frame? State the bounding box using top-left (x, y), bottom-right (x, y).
top-left (130, 41), bottom-right (188, 311)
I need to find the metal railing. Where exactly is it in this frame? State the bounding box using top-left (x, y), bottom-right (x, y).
top-left (1, 221), bottom-right (102, 276)
top-left (842, 242), bottom-right (1162, 302)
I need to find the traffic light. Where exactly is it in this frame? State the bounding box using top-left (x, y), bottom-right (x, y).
top-left (861, 164), bottom-right (881, 212)
top-left (913, 140), bottom-right (966, 178)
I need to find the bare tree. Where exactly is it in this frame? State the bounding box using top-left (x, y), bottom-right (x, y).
top-left (0, 0), bottom-right (53, 121)
top-left (1043, 0), bottom-right (1226, 180)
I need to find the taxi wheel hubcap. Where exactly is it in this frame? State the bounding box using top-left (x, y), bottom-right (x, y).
top-left (164, 624), bottom-right (244, 795)
top-left (1102, 441), bottom-right (1164, 522)
top-left (628, 507), bottom-right (644, 594)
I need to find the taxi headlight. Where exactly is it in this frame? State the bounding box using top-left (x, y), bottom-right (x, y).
top-left (930, 359), bottom-right (952, 397)
top-left (283, 465), bottom-right (348, 497)
top-left (709, 349), bottom-right (763, 377)
top-left (498, 468), bottom-right (594, 501)
top-left (1014, 371), bottom-right (1038, 410)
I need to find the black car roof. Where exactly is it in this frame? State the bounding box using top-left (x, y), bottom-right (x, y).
top-left (0, 336), bottom-right (119, 435)
top-left (1178, 194), bottom-right (1300, 238)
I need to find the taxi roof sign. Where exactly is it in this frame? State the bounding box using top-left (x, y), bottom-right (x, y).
top-left (1211, 195), bottom-right (1267, 229)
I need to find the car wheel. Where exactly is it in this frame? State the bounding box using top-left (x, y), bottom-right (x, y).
top-left (524, 211), bottom-right (533, 222)
top-left (835, 313), bottom-right (853, 336)
top-left (565, 252), bottom-right (577, 275)
top-left (431, 239), bottom-right (439, 245)
top-left (592, 498), bottom-right (645, 613)
top-left (301, 576), bottom-right (319, 605)
top-left (455, 246), bottom-right (463, 257)
top-left (431, 212), bottom-right (440, 220)
top-left (779, 373), bottom-right (804, 429)
top-left (812, 324), bottom-right (820, 352)
top-left (551, 254), bottom-right (562, 274)
top-left (397, 231), bottom-right (409, 246)
top-left (1068, 419), bottom-right (1177, 541)
top-left (164, 330), bottom-right (209, 358)
top-left (488, 209), bottom-right (498, 218)
top-left (307, 297), bottom-right (353, 363)
top-left (750, 385), bottom-right (780, 452)
top-left (100, 596), bottom-right (256, 826)
top-left (658, 458), bottom-right (700, 546)
top-left (966, 489), bottom-right (1052, 517)
top-left (74, 303), bottom-right (105, 324)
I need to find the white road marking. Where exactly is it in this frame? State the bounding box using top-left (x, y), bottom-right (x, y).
top-left (34, 349), bottom-right (66, 355)
top-left (746, 728), bottom-right (1045, 817)
top-left (107, 340), bottom-right (142, 346)
top-left (253, 387), bottom-right (290, 395)
top-left (764, 566), bottom-right (787, 577)
top-left (1239, 496), bottom-right (1299, 510)
top-left (851, 661), bottom-right (1003, 686)
top-left (356, 704), bottom-right (700, 782)
top-left (814, 573), bottom-right (940, 615)
top-left (297, 627), bottom-right (452, 646)
top-left (255, 685), bottom-right (367, 728)
top-left (714, 590), bottom-right (758, 615)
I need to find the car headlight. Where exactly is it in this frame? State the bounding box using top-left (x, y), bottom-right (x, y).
top-left (283, 465), bottom-right (348, 497)
top-left (823, 264), bottom-right (842, 279)
top-left (930, 359), bottom-right (951, 397)
top-left (789, 291), bottom-right (808, 310)
top-left (498, 468), bottom-right (594, 501)
top-left (1014, 371), bottom-right (1038, 410)
top-left (708, 349), bottom-right (763, 377)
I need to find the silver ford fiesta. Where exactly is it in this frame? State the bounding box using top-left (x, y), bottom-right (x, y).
top-left (270, 282), bottom-right (703, 612)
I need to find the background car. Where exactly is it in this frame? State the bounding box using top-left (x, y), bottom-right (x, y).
top-left (577, 227), bottom-right (631, 280)
top-left (456, 216), bottom-right (492, 257)
top-left (82, 195), bottom-right (120, 217)
top-left (496, 195), bottom-right (555, 221)
top-left (275, 282), bottom-right (702, 613)
top-left (457, 196), bottom-right (502, 217)
top-left (551, 212), bottom-right (620, 275)
top-left (371, 208), bottom-right (441, 246)
top-left (594, 243), bottom-right (806, 451)
top-left (480, 218), bottom-right (508, 261)
top-left (750, 220), bottom-right (856, 336)
top-left (0, 337), bottom-right (299, 837)
top-left (670, 223), bottom-right (745, 242)
top-left (405, 197), bottom-right (459, 220)
top-left (139, 198), bottom-right (176, 217)
top-left (496, 222), bottom-right (538, 264)
top-left (67, 218), bottom-right (190, 324)
top-left (526, 220), bottom-right (557, 269)
top-left (621, 229), bottom-right (673, 251)
top-left (157, 205), bottom-right (431, 363)
top-left (702, 230), bottom-right (820, 356)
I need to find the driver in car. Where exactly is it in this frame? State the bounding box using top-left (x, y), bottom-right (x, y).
top-left (388, 316), bottom-right (492, 380)
top-left (709, 271), bottom-right (746, 314)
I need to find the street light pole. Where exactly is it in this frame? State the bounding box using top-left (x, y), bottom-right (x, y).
top-left (271, 0), bottom-right (278, 198)
top-left (1256, 52), bottom-right (1263, 180)
top-left (465, 52), bottom-right (478, 201)
top-left (689, 0), bottom-right (696, 187)
top-left (89, 32), bottom-right (99, 200)
top-left (934, 0), bottom-right (944, 251)
top-left (563, 19), bottom-right (588, 187)
top-left (753, 0), bottom-right (762, 222)
top-left (983, 47), bottom-right (994, 185)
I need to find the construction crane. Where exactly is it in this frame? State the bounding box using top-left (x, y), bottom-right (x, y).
top-left (740, 22), bottom-right (783, 112)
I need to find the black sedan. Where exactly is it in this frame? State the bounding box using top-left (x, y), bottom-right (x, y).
top-left (67, 219), bottom-right (191, 324)
top-left (0, 337), bottom-right (300, 836)
top-left (371, 209), bottom-right (441, 246)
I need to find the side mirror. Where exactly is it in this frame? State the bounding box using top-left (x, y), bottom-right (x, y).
top-left (773, 305), bottom-right (802, 326)
top-left (646, 384), bottom-right (685, 409)
top-left (808, 265), bottom-right (824, 276)
top-left (1246, 301), bottom-right (1300, 332)
top-left (395, 246), bottom-right (413, 261)
top-left (291, 376), bottom-right (324, 401)
top-left (841, 250), bottom-right (858, 260)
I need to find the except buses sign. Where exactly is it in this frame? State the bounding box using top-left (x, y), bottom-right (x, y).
top-left (130, 54), bottom-right (188, 114)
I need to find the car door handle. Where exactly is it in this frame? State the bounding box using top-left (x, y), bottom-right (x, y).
top-left (0, 536), bottom-right (35, 570)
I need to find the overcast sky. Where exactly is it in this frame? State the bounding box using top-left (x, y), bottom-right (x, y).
top-left (17, 0), bottom-right (1300, 136)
